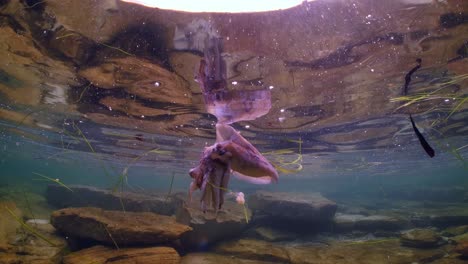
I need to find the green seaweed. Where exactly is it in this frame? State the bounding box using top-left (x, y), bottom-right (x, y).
top-left (75, 83), bottom-right (91, 103)
top-left (114, 148), bottom-right (173, 192)
top-left (265, 138), bottom-right (303, 174)
top-left (32, 172), bottom-right (73, 192)
top-left (102, 224), bottom-right (120, 250)
top-left (165, 172), bottom-right (175, 203)
top-left (390, 73), bottom-right (468, 116)
top-left (4, 205), bottom-right (57, 246)
top-left (22, 189), bottom-right (36, 223)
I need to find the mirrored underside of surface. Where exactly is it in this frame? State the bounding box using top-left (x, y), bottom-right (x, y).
top-left (0, 0), bottom-right (467, 178)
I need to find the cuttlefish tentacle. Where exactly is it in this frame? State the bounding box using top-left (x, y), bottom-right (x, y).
top-left (200, 169), bottom-right (211, 212)
top-left (219, 166), bottom-right (231, 209)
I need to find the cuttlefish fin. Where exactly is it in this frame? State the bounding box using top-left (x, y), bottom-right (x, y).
top-left (233, 172), bottom-right (276, 184)
top-left (216, 123), bottom-right (279, 183)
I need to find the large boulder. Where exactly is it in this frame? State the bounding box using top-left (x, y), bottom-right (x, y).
top-left (46, 185), bottom-right (175, 216)
top-left (63, 245), bottom-right (180, 264)
top-left (174, 193), bottom-right (251, 250)
top-left (51, 207), bottom-right (192, 246)
top-left (249, 191), bottom-right (337, 224)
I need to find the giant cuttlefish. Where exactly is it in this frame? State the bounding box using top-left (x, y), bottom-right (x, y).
top-left (189, 124), bottom-right (278, 212)
top-left (189, 35), bottom-right (277, 212)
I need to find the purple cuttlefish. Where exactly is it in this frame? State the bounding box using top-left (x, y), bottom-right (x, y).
top-left (189, 124), bottom-right (278, 212)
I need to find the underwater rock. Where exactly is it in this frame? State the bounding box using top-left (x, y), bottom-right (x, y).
top-left (214, 239), bottom-right (290, 263)
top-left (78, 56), bottom-right (192, 104)
top-left (181, 252), bottom-right (273, 264)
top-left (0, 201), bottom-right (21, 247)
top-left (442, 225), bottom-right (468, 237)
top-left (454, 241), bottom-right (468, 258)
top-left (214, 237), bottom-right (449, 264)
top-left (334, 213), bottom-right (409, 232)
top-left (430, 213), bottom-right (468, 228)
top-left (173, 193), bottom-right (250, 250)
top-left (63, 245), bottom-right (180, 264)
top-left (0, 204), bottom-right (67, 264)
top-left (10, 226), bottom-right (67, 264)
top-left (249, 191), bottom-right (337, 223)
top-left (51, 207), bottom-right (192, 246)
top-left (46, 184), bottom-right (175, 215)
top-left (451, 232), bottom-right (468, 244)
top-left (253, 226), bottom-right (296, 242)
top-left (286, 239), bottom-right (447, 264)
top-left (400, 228), bottom-right (444, 248)
top-left (48, 27), bottom-right (96, 64)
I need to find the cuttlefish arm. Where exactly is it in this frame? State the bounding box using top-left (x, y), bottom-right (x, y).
top-left (215, 124), bottom-right (279, 184)
top-left (189, 145), bottom-right (232, 212)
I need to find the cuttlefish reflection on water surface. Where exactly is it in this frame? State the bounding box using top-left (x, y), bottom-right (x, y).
top-left (189, 124), bottom-right (278, 212)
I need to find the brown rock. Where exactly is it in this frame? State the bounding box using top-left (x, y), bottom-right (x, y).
top-left (46, 185), bottom-right (175, 216)
top-left (214, 239), bottom-right (290, 263)
top-left (452, 233), bottom-right (468, 244)
top-left (100, 97), bottom-right (169, 117)
top-left (1, 216), bottom-right (67, 264)
top-left (78, 57), bottom-right (192, 104)
top-left (48, 27), bottom-right (95, 64)
top-left (442, 225), bottom-right (468, 237)
top-left (174, 193), bottom-right (250, 249)
top-left (253, 226), bottom-right (296, 242)
top-left (249, 191), bottom-right (337, 222)
top-left (63, 245), bottom-right (180, 264)
top-left (400, 229), bottom-right (444, 248)
top-left (0, 201), bottom-right (21, 245)
top-left (286, 239), bottom-right (446, 264)
top-left (51, 207), bottom-right (192, 246)
top-left (181, 252), bottom-right (272, 264)
top-left (455, 241), bottom-right (468, 257)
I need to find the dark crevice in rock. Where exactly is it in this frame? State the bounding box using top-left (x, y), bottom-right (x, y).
top-left (0, 69), bottom-right (22, 88)
top-left (0, 14), bottom-right (27, 34)
top-left (0, 0), bottom-right (9, 8)
top-left (103, 23), bottom-right (171, 69)
top-left (440, 12), bottom-right (468, 28)
top-left (449, 41), bottom-right (468, 62)
top-left (286, 46), bottom-right (359, 69)
top-left (457, 40), bottom-right (468, 58)
top-left (22, 0), bottom-right (46, 12)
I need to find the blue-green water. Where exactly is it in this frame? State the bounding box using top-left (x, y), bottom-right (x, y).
top-left (0, 0), bottom-right (467, 262)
